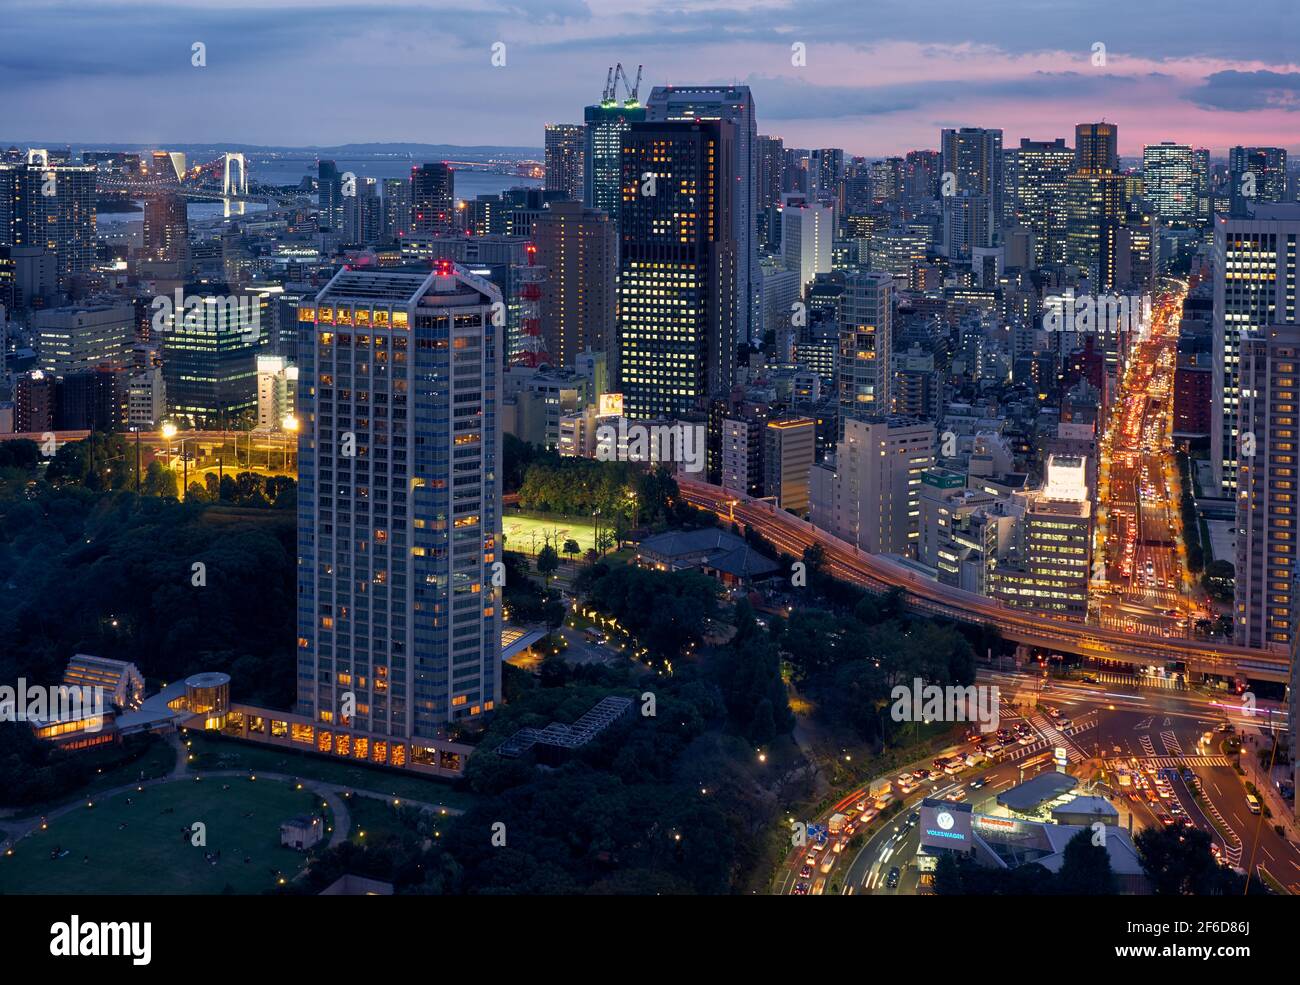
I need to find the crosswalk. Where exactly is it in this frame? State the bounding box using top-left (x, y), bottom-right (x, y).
top-left (1109, 755), bottom-right (1231, 769)
top-left (1001, 714), bottom-right (1094, 764)
top-left (1091, 671), bottom-right (1186, 691)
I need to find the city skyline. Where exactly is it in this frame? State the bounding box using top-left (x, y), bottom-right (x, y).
top-left (2, 0), bottom-right (1299, 153)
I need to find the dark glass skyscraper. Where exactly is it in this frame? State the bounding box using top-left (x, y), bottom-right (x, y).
top-left (583, 99), bottom-right (646, 226)
top-left (617, 119), bottom-right (736, 420)
top-left (410, 163), bottom-right (455, 238)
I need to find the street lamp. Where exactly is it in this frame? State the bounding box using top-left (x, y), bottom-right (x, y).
top-left (281, 416), bottom-right (299, 472)
top-left (160, 422), bottom-right (177, 472)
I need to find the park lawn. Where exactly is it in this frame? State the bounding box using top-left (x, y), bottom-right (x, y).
top-left (503, 511), bottom-right (599, 556)
top-left (184, 732), bottom-right (475, 811)
top-left (0, 777), bottom-right (322, 894)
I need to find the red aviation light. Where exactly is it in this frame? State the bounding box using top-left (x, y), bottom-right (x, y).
top-left (435, 258), bottom-right (454, 276)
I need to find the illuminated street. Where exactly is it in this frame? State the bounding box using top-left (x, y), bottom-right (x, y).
top-left (1094, 281), bottom-right (1205, 639)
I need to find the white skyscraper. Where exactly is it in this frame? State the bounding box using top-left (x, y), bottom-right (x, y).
top-left (295, 262), bottom-right (502, 771)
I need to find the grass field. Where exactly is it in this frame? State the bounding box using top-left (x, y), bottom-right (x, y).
top-left (0, 778), bottom-right (324, 894)
top-left (185, 732), bottom-right (475, 811)
top-left (502, 511), bottom-right (600, 556)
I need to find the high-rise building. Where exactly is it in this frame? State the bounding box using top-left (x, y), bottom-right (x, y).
top-left (782, 199), bottom-right (833, 291)
top-left (810, 415), bottom-right (935, 555)
top-left (544, 124), bottom-right (585, 201)
top-left (1229, 146), bottom-right (1288, 206)
top-left (757, 135), bottom-right (785, 211)
top-left (1063, 171), bottom-right (1125, 289)
top-left (296, 262), bottom-right (502, 750)
top-left (158, 285), bottom-right (268, 426)
top-left (583, 98), bottom-right (646, 225)
top-left (1142, 142), bottom-right (1198, 226)
top-left (837, 271), bottom-right (894, 433)
top-left (1074, 123), bottom-right (1118, 173)
top-left (617, 118), bottom-right (736, 420)
top-left (382, 177), bottom-right (412, 242)
top-left (0, 157), bottom-right (96, 291)
top-left (943, 192), bottom-right (992, 261)
top-left (1004, 138), bottom-right (1074, 265)
top-left (992, 454), bottom-right (1092, 621)
top-left (318, 161), bottom-right (343, 233)
top-left (811, 148), bottom-right (844, 201)
top-left (646, 85), bottom-right (758, 343)
top-left (142, 194), bottom-right (189, 264)
top-left (764, 417), bottom-right (816, 513)
top-left (1235, 324), bottom-right (1300, 650)
top-left (532, 200), bottom-right (616, 371)
top-left (410, 163), bottom-right (455, 238)
top-left (1211, 204), bottom-right (1300, 495)
top-left (342, 176), bottom-right (382, 245)
top-left (940, 128), bottom-right (1004, 220)
top-left (904, 150), bottom-right (941, 201)
top-left (255, 354), bottom-right (298, 430)
top-left (721, 416), bottom-right (764, 497)
top-left (34, 301), bottom-right (134, 375)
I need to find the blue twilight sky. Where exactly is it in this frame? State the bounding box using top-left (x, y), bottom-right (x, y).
top-left (1, 0), bottom-right (1297, 156)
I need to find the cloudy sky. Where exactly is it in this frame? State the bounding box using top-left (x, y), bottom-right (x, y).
top-left (1, 0), bottom-right (1297, 156)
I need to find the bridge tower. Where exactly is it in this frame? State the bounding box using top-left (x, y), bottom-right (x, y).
top-left (222, 153), bottom-right (248, 197)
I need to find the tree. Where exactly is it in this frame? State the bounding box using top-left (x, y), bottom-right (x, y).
top-left (1135, 825), bottom-right (1246, 895)
top-left (537, 544), bottom-right (560, 584)
top-left (563, 538), bottom-right (580, 563)
top-left (1056, 827), bottom-right (1118, 894)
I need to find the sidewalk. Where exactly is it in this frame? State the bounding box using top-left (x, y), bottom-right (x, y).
top-left (1238, 728), bottom-right (1297, 839)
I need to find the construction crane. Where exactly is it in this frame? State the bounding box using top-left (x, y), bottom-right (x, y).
top-left (601, 66), bottom-right (617, 107)
top-left (602, 64), bottom-right (643, 109)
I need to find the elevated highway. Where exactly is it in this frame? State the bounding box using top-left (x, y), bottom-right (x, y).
top-left (677, 478), bottom-right (1289, 684)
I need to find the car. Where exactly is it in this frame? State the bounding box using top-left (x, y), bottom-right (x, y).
top-left (805, 854), bottom-right (816, 866)
top-left (969, 777), bottom-right (986, 789)
top-left (793, 881), bottom-right (810, 895)
top-left (1018, 734), bottom-right (1034, 745)
top-left (1045, 707), bottom-right (1061, 719)
top-left (945, 789), bottom-right (967, 802)
top-left (911, 769), bottom-right (929, 781)
top-left (1182, 768), bottom-right (1196, 783)
top-left (1082, 674), bottom-right (1098, 684)
top-left (1057, 718), bottom-right (1072, 729)
top-left (906, 811), bottom-right (920, 827)
top-left (886, 866), bottom-right (901, 889)
top-left (799, 865), bottom-right (812, 879)
top-left (927, 769), bottom-right (943, 781)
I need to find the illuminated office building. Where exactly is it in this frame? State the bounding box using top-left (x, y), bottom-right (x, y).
top-left (1142, 142), bottom-right (1198, 226)
top-left (584, 99), bottom-right (646, 225)
top-left (1235, 324), bottom-right (1300, 650)
top-left (838, 270), bottom-right (893, 434)
top-left (1211, 204), bottom-right (1300, 495)
top-left (295, 262), bottom-right (502, 751)
top-left (544, 124), bottom-right (585, 201)
top-left (617, 118), bottom-right (736, 420)
top-left (992, 454), bottom-right (1092, 621)
top-left (1004, 138), bottom-right (1073, 265)
top-left (646, 85), bottom-right (757, 343)
top-left (0, 157), bottom-right (96, 291)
